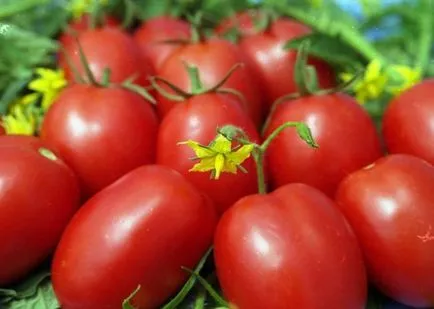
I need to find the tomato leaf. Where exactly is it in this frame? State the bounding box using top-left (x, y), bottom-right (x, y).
top-left (0, 270), bottom-right (60, 309)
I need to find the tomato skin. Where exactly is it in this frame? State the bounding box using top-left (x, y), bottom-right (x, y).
top-left (156, 93), bottom-right (259, 214)
top-left (214, 183), bottom-right (367, 309)
top-left (40, 84), bottom-right (159, 198)
top-left (217, 12), bottom-right (335, 110)
top-left (335, 154), bottom-right (434, 307)
top-left (0, 143), bottom-right (80, 286)
top-left (383, 79), bottom-right (434, 165)
top-left (154, 39), bottom-right (265, 127)
top-left (0, 124), bottom-right (5, 135)
top-left (133, 16), bottom-right (191, 70)
top-left (59, 27), bottom-right (154, 87)
top-left (52, 165), bottom-right (217, 309)
top-left (58, 14), bottom-right (120, 50)
top-left (264, 93), bottom-right (383, 197)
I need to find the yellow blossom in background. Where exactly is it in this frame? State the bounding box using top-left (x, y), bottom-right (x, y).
top-left (179, 134), bottom-right (255, 180)
top-left (340, 59), bottom-right (388, 104)
top-left (69, 0), bottom-right (109, 20)
top-left (28, 68), bottom-right (67, 111)
top-left (386, 64), bottom-right (422, 96)
top-left (1, 104), bottom-right (37, 136)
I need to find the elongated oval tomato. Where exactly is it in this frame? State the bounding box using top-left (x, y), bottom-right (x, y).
top-left (59, 27), bottom-right (154, 87)
top-left (40, 84), bottom-right (159, 198)
top-left (157, 93), bottom-right (259, 215)
top-left (154, 39), bottom-right (265, 127)
top-left (214, 183), bottom-right (367, 309)
top-left (52, 165), bottom-right (217, 309)
top-left (217, 11), bottom-right (335, 110)
top-left (0, 139), bottom-right (80, 286)
top-left (335, 154), bottom-right (434, 308)
top-left (383, 79), bottom-right (434, 165)
top-left (264, 93), bottom-right (383, 197)
top-left (133, 16), bottom-right (191, 70)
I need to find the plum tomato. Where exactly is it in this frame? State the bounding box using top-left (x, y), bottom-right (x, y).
top-left (264, 93), bottom-right (383, 197)
top-left (0, 139), bottom-right (80, 286)
top-left (214, 183), bottom-right (367, 309)
top-left (383, 79), bottom-right (434, 165)
top-left (40, 84), bottom-right (159, 198)
top-left (216, 11), bottom-right (335, 111)
top-left (154, 39), bottom-right (265, 127)
top-left (59, 27), bottom-right (154, 87)
top-left (133, 16), bottom-right (191, 70)
top-left (335, 154), bottom-right (434, 308)
top-left (52, 165), bottom-right (217, 309)
top-left (156, 92), bottom-right (260, 215)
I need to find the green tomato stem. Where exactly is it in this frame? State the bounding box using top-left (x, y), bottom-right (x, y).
top-left (415, 0), bottom-right (433, 74)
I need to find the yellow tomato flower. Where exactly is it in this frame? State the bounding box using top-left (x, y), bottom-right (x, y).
top-left (28, 68), bottom-right (67, 110)
top-left (179, 134), bottom-right (255, 180)
top-left (340, 59), bottom-right (388, 104)
top-left (386, 65), bottom-right (422, 96)
top-left (1, 104), bottom-right (37, 136)
top-left (69, 0), bottom-right (109, 20)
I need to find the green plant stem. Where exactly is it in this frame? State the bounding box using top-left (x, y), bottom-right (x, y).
top-left (415, 0), bottom-right (433, 73)
top-left (252, 150), bottom-right (267, 194)
top-left (0, 0), bottom-right (47, 19)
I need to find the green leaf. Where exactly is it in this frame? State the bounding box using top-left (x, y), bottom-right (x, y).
top-left (0, 270), bottom-right (60, 309)
top-left (284, 33), bottom-right (365, 69)
top-left (122, 285), bottom-right (141, 309)
top-left (296, 123), bottom-right (318, 148)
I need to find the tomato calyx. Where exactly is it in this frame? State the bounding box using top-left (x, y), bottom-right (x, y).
top-left (150, 62), bottom-right (245, 103)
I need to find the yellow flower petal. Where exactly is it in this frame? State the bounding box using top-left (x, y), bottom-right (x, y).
top-left (190, 157), bottom-right (217, 173)
top-left (226, 144), bottom-right (254, 165)
top-left (214, 154), bottom-right (225, 179)
top-left (178, 140), bottom-right (216, 158)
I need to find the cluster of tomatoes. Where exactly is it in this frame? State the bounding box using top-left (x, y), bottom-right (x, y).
top-left (1, 8), bottom-right (434, 309)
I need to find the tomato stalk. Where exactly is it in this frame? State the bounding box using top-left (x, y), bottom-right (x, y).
top-left (219, 122), bottom-right (318, 194)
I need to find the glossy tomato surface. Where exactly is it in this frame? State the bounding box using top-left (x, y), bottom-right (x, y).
top-left (40, 84), bottom-right (159, 198)
top-left (335, 154), bottom-right (434, 308)
top-left (217, 12), bottom-right (335, 110)
top-left (58, 14), bottom-right (120, 50)
top-left (383, 79), bottom-right (434, 165)
top-left (0, 141), bottom-right (80, 286)
top-left (154, 38), bottom-right (265, 127)
top-left (59, 27), bottom-right (154, 87)
top-left (133, 16), bottom-right (191, 70)
top-left (52, 165), bottom-right (217, 309)
top-left (214, 183), bottom-right (367, 309)
top-left (157, 93), bottom-right (259, 215)
top-left (264, 93), bottom-right (383, 197)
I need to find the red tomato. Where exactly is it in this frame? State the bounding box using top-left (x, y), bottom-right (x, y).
top-left (154, 39), bottom-right (265, 127)
top-left (133, 16), bottom-right (191, 70)
top-left (58, 14), bottom-right (120, 49)
top-left (52, 165), bottom-right (217, 309)
top-left (0, 140), bottom-right (80, 286)
top-left (214, 183), bottom-right (367, 309)
top-left (0, 124), bottom-right (5, 135)
top-left (40, 84), bottom-right (159, 198)
top-left (59, 27), bottom-right (154, 87)
top-left (383, 79), bottom-right (434, 165)
top-left (157, 93), bottom-right (259, 215)
top-left (264, 93), bottom-right (383, 197)
top-left (217, 11), bottom-right (335, 110)
top-left (335, 154), bottom-right (434, 307)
